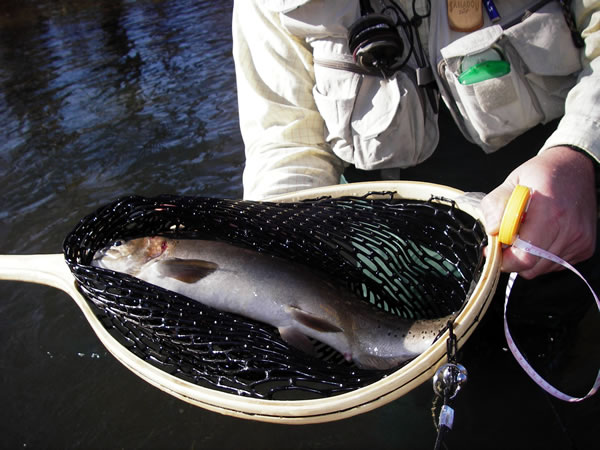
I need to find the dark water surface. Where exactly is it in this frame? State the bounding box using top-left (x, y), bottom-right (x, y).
top-left (1, 1), bottom-right (599, 449)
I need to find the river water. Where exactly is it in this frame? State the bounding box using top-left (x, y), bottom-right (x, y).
top-left (1, 1), bottom-right (599, 449)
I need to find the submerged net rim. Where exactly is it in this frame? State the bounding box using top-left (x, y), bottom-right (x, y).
top-left (62, 181), bottom-right (501, 423)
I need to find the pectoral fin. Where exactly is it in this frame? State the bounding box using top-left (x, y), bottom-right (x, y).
top-left (157, 258), bottom-right (219, 283)
top-left (286, 306), bottom-right (343, 333)
top-left (278, 326), bottom-right (316, 356)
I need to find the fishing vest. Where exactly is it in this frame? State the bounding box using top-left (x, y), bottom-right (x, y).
top-left (261, 0), bottom-right (582, 171)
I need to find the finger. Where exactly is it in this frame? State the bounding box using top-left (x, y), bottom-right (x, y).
top-left (500, 245), bottom-right (538, 274)
top-left (501, 241), bottom-right (569, 279)
top-left (516, 237), bottom-right (594, 279)
top-left (480, 183), bottom-right (516, 235)
top-left (519, 260), bottom-right (564, 280)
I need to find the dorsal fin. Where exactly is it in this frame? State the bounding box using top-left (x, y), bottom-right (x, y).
top-left (157, 258), bottom-right (219, 283)
top-left (286, 306), bottom-right (343, 333)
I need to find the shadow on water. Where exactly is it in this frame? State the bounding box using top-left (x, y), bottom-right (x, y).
top-left (0, 1), bottom-right (599, 449)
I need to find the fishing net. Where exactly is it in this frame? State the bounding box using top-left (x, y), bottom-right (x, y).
top-left (63, 192), bottom-right (486, 400)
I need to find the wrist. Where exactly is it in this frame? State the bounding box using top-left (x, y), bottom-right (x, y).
top-left (561, 144), bottom-right (597, 164)
top-left (555, 145), bottom-right (600, 216)
top-left (546, 145), bottom-right (597, 179)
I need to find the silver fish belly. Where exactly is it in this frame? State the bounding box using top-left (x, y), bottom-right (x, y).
top-left (92, 237), bottom-right (451, 370)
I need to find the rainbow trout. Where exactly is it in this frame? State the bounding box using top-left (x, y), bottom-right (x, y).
top-left (92, 237), bottom-right (451, 370)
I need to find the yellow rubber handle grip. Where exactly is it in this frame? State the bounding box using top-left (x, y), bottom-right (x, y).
top-left (498, 185), bottom-right (531, 245)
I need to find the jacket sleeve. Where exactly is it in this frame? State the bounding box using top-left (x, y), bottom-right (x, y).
top-left (541, 0), bottom-right (600, 163)
top-left (232, 0), bottom-right (346, 200)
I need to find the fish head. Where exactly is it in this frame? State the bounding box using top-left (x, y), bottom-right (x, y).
top-left (91, 236), bottom-right (169, 275)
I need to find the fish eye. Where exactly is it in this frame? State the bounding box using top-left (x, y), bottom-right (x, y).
top-left (113, 240), bottom-right (123, 247)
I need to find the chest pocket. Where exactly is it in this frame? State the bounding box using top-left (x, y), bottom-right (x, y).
top-left (277, 1), bottom-right (439, 170)
top-left (311, 40), bottom-right (439, 170)
top-left (436, 1), bottom-right (581, 152)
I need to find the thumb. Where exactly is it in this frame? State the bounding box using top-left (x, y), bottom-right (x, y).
top-left (480, 183), bottom-right (515, 235)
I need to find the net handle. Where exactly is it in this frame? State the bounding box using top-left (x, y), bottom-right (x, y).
top-left (0, 254), bottom-right (74, 292)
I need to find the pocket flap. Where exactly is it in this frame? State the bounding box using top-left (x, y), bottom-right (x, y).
top-left (504, 2), bottom-right (581, 76)
top-left (440, 25), bottom-right (503, 60)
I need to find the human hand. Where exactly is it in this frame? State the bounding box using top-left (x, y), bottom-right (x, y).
top-left (480, 146), bottom-right (597, 279)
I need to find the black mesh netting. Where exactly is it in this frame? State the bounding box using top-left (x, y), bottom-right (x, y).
top-left (63, 192), bottom-right (487, 400)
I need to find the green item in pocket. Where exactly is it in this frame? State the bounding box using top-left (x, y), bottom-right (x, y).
top-left (458, 60), bottom-right (511, 85)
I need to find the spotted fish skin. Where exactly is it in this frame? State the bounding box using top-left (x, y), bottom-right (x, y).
top-left (92, 237), bottom-right (451, 370)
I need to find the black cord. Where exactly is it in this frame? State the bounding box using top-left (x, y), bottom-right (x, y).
top-left (360, 0), bottom-right (375, 15)
top-left (386, 0), bottom-right (431, 70)
top-left (434, 424), bottom-right (451, 450)
top-left (381, 2), bottom-right (415, 71)
top-left (412, 0), bottom-right (432, 25)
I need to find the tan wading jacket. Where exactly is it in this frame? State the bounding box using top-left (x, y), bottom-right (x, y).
top-left (233, 0), bottom-right (600, 200)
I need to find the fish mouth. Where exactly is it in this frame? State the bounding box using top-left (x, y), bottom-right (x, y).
top-left (91, 247), bottom-right (117, 268)
top-left (91, 241), bottom-right (125, 266)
